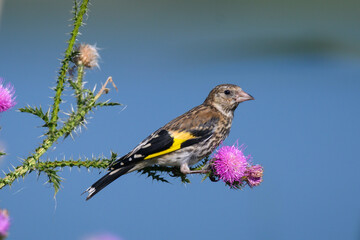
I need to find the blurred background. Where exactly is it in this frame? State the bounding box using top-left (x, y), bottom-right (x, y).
top-left (0, 0), bottom-right (360, 239)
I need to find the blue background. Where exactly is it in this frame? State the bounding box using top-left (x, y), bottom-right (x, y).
top-left (1, 0), bottom-right (360, 239)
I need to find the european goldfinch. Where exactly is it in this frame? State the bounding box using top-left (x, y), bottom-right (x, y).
top-left (85, 84), bottom-right (254, 200)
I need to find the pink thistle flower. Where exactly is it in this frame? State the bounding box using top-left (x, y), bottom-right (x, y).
top-left (0, 209), bottom-right (10, 237)
top-left (74, 44), bottom-right (100, 69)
top-left (245, 164), bottom-right (264, 187)
top-left (83, 233), bottom-right (123, 240)
top-left (212, 144), bottom-right (249, 187)
top-left (0, 79), bottom-right (16, 112)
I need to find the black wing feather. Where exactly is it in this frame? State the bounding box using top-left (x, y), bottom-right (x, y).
top-left (109, 129), bottom-right (174, 169)
top-left (136, 130), bottom-right (173, 156)
top-left (110, 117), bottom-right (219, 169)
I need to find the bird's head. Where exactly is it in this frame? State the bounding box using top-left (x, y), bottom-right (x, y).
top-left (204, 84), bottom-right (254, 116)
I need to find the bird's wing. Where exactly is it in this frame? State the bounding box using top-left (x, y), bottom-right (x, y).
top-left (109, 105), bottom-right (220, 169)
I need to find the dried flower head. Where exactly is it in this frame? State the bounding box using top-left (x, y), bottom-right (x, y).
top-left (245, 164), bottom-right (263, 187)
top-left (74, 44), bottom-right (99, 68)
top-left (212, 144), bottom-right (249, 187)
top-left (0, 79), bottom-right (16, 112)
top-left (0, 209), bottom-right (10, 237)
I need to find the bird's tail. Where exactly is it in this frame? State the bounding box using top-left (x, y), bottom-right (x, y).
top-left (84, 165), bottom-right (133, 200)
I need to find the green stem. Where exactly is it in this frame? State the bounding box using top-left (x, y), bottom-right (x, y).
top-left (0, 1), bottom-right (126, 193)
top-left (37, 158), bottom-right (111, 170)
top-left (49, 0), bottom-right (89, 133)
top-left (0, 75), bottom-right (119, 189)
top-left (0, 138), bottom-right (55, 189)
top-left (76, 64), bottom-right (85, 106)
top-left (0, 88), bottom-right (106, 189)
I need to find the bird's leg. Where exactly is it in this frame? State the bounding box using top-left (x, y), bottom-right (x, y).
top-left (180, 163), bottom-right (210, 175)
top-left (187, 170), bottom-right (210, 174)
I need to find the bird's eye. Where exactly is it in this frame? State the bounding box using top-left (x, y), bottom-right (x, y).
top-left (224, 90), bottom-right (231, 95)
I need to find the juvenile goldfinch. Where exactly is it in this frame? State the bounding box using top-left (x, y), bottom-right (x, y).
top-left (85, 84), bottom-right (254, 200)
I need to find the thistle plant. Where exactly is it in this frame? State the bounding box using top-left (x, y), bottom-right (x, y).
top-left (0, 0), bottom-right (263, 199)
top-left (0, 0), bottom-right (121, 195)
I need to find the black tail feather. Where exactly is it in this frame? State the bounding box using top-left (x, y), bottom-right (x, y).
top-left (85, 165), bottom-right (133, 200)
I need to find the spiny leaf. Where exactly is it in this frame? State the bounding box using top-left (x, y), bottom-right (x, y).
top-left (180, 174), bottom-right (191, 184)
top-left (19, 105), bottom-right (50, 127)
top-left (201, 171), bottom-right (212, 182)
top-left (138, 165), bottom-right (192, 184)
top-left (109, 151), bottom-right (118, 166)
top-left (192, 157), bottom-right (210, 171)
top-left (110, 151), bottom-right (118, 160)
top-left (68, 79), bottom-right (81, 92)
top-left (138, 168), bottom-right (169, 183)
top-left (44, 169), bottom-right (63, 196)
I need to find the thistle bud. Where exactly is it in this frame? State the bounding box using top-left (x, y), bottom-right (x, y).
top-left (245, 165), bottom-right (264, 187)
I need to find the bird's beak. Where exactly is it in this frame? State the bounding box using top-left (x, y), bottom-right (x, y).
top-left (236, 90), bottom-right (254, 103)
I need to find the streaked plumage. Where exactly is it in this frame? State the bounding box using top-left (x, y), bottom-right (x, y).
top-left (85, 84), bottom-right (254, 200)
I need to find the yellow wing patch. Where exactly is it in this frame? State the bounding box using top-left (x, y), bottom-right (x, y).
top-left (144, 131), bottom-right (195, 160)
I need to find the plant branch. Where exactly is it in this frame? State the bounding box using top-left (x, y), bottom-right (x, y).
top-left (0, 76), bottom-right (119, 189)
top-left (76, 64), bottom-right (85, 106)
top-left (49, 0), bottom-right (89, 133)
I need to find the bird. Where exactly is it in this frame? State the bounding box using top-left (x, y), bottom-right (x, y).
top-left (84, 84), bottom-right (254, 200)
